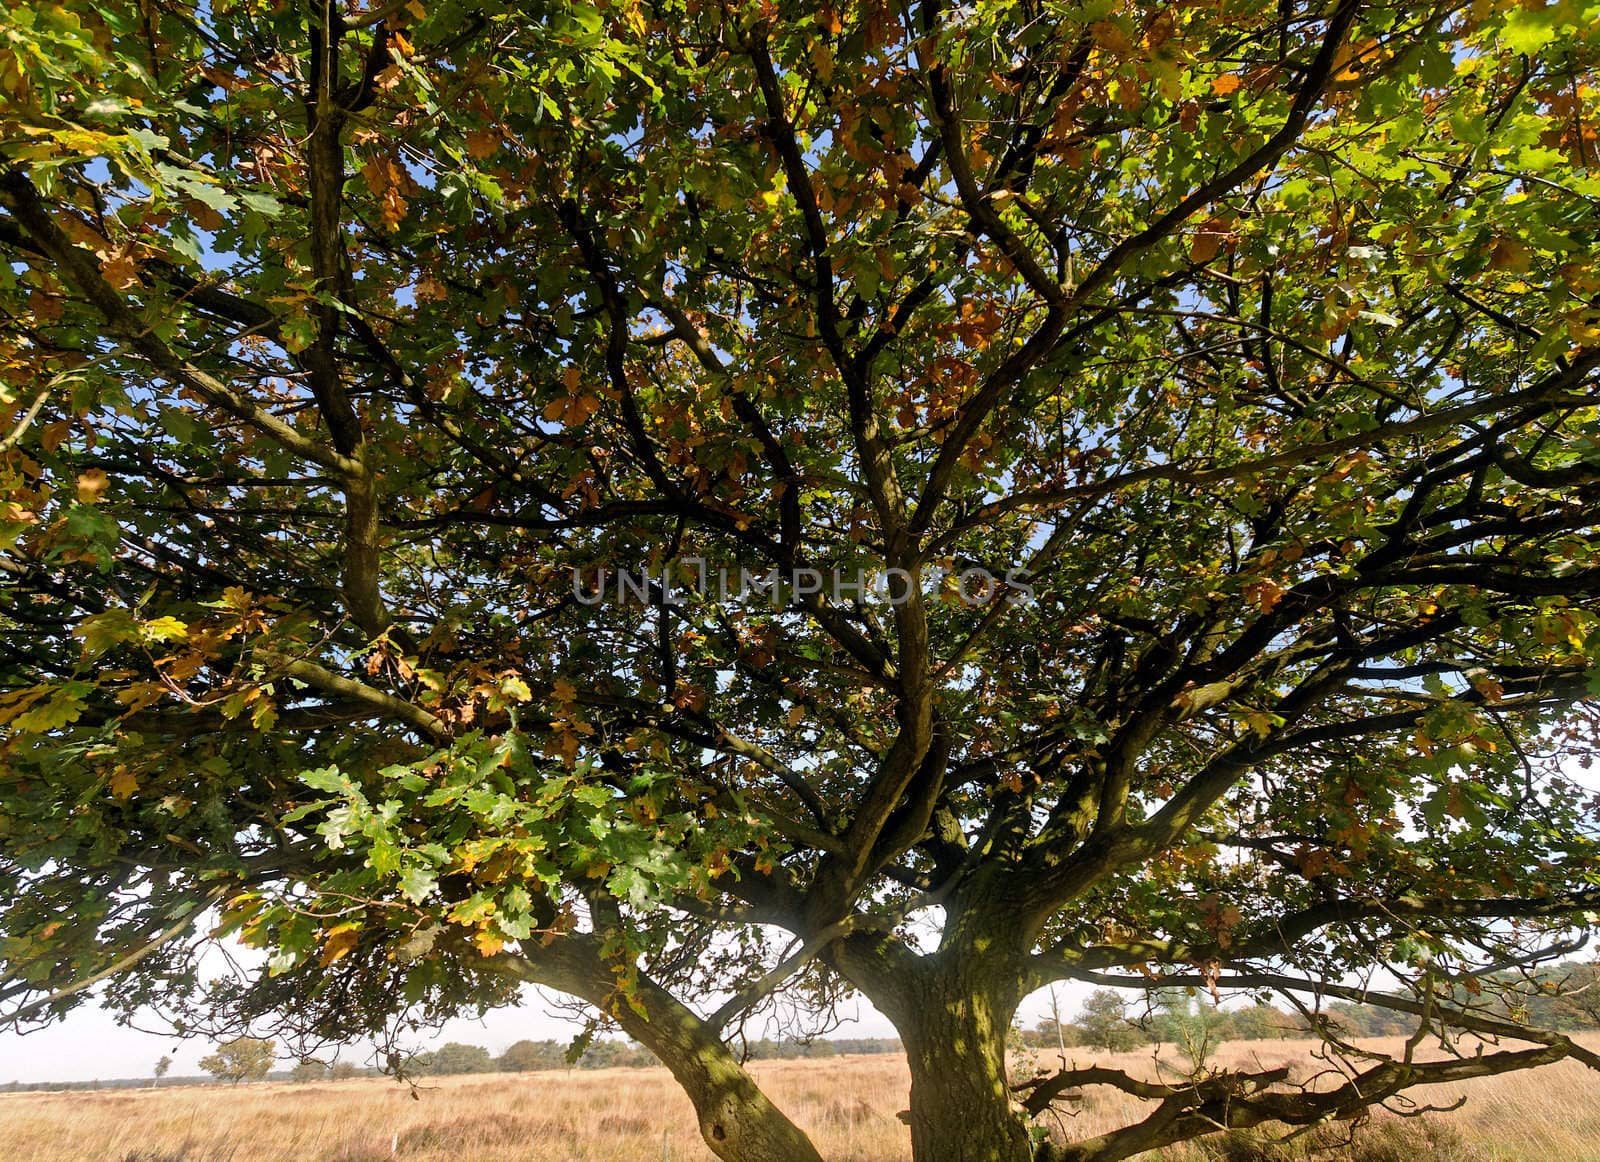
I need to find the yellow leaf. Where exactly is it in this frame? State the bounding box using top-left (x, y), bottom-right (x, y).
top-left (1565, 312), bottom-right (1600, 345)
top-left (473, 929), bottom-right (505, 957)
top-left (76, 468), bottom-right (110, 504)
top-left (552, 677), bottom-right (578, 703)
top-left (116, 681), bottom-right (166, 714)
top-left (140, 616), bottom-right (188, 644)
top-left (1242, 710), bottom-right (1275, 739)
top-left (319, 923), bottom-right (361, 966)
top-left (109, 767), bottom-right (139, 799)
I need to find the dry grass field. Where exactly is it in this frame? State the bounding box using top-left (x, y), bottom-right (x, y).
top-left (2, 1035), bottom-right (1597, 1162)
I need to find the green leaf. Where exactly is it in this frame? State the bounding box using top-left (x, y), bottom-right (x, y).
top-left (398, 864), bottom-right (439, 904)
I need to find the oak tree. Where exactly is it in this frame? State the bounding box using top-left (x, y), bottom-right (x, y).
top-left (3, 1), bottom-right (1600, 1160)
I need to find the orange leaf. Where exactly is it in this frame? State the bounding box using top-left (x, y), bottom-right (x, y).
top-left (1190, 218), bottom-right (1230, 265)
top-left (1211, 75), bottom-right (1242, 97)
top-left (319, 923), bottom-right (361, 966)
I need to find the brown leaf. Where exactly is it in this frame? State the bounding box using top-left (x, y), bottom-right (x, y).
top-left (1190, 217), bottom-right (1231, 265)
top-left (465, 128), bottom-right (500, 159)
top-left (99, 244), bottom-right (140, 290)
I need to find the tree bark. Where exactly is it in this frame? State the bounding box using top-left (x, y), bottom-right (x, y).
top-left (504, 938), bottom-right (823, 1162)
top-left (838, 924), bottom-right (1035, 1162)
top-left (899, 967), bottom-right (1034, 1162)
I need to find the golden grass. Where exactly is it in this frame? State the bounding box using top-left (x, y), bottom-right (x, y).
top-left (2, 1035), bottom-right (1596, 1162)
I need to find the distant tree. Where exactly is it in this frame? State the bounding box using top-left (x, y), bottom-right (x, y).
top-left (198, 1038), bottom-right (275, 1085)
top-left (419, 1042), bottom-right (493, 1075)
top-left (1550, 963), bottom-right (1600, 1028)
top-left (151, 1055), bottom-right (171, 1089)
top-left (1151, 990), bottom-right (1227, 1075)
top-left (573, 1037), bottom-right (655, 1069)
top-left (1025, 1018), bottom-right (1085, 1052)
top-left (1493, 960), bottom-right (1600, 1030)
top-left (1222, 1003), bottom-right (1293, 1042)
top-left (1319, 1001), bottom-right (1413, 1039)
top-left (498, 1039), bottom-right (565, 1072)
top-left (329, 1061), bottom-right (362, 1081)
top-left (289, 1058), bottom-right (330, 1082)
top-left (827, 1038), bottom-right (902, 1057)
top-left (1077, 990), bottom-right (1141, 1054)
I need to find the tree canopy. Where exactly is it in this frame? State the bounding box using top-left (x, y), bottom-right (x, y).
top-left (199, 1036), bottom-right (276, 1085)
top-left (2, 1), bottom-right (1599, 1160)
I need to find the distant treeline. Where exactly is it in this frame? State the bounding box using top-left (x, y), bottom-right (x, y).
top-left (8, 965), bottom-right (1592, 1089)
top-left (0, 1035), bottom-right (907, 1090)
top-left (0, 1064), bottom-right (381, 1093)
top-left (0, 1075), bottom-right (210, 1093)
top-left (745, 1037), bottom-right (902, 1058)
top-left (1021, 961), bottom-right (1600, 1053)
top-left (410, 1035), bottom-right (903, 1075)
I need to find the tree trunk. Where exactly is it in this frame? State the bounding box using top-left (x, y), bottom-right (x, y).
top-left (505, 937), bottom-right (823, 1162)
top-left (896, 965), bottom-right (1035, 1162)
top-left (651, 1032), bottom-right (825, 1162)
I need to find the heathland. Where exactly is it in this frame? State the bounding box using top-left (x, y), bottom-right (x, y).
top-left (3, 1035), bottom-right (1597, 1162)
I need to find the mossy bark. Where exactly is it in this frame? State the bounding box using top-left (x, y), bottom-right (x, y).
top-left (837, 907), bottom-right (1038, 1162)
top-left (898, 965), bottom-right (1035, 1162)
top-left (509, 938), bottom-right (823, 1162)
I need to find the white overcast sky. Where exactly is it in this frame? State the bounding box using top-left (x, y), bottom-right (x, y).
top-left (0, 960), bottom-right (1089, 1084)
